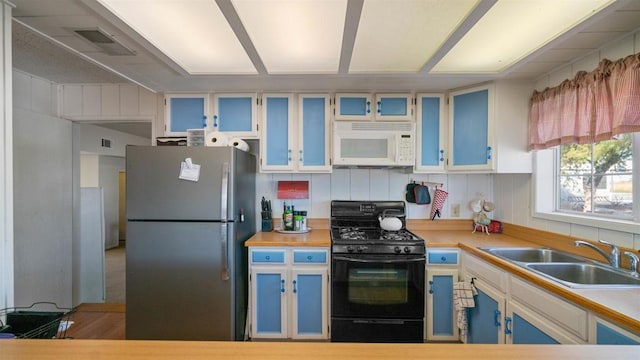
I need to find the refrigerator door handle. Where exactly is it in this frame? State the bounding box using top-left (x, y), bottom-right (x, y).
top-left (220, 162), bottom-right (230, 281)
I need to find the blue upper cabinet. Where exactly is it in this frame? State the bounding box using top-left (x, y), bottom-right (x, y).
top-left (298, 94), bottom-right (331, 172)
top-left (212, 93), bottom-right (258, 138)
top-left (334, 93), bottom-right (373, 121)
top-left (164, 94), bottom-right (208, 136)
top-left (449, 84), bottom-right (495, 171)
top-left (260, 93), bottom-right (295, 172)
top-left (415, 93), bottom-right (446, 173)
top-left (374, 93), bottom-right (414, 121)
top-left (260, 94), bottom-right (331, 173)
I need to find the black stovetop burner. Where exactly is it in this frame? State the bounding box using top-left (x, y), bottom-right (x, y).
top-left (330, 200), bottom-right (425, 255)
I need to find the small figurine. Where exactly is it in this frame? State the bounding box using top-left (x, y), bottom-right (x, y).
top-left (471, 199), bottom-right (494, 235)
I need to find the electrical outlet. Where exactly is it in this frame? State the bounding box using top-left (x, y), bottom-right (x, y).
top-left (451, 204), bottom-right (460, 217)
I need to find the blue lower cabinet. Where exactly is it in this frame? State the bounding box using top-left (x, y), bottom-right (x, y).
top-left (250, 248), bottom-right (329, 340)
top-left (252, 269), bottom-right (287, 338)
top-left (467, 289), bottom-right (500, 343)
top-left (294, 273), bottom-right (323, 335)
top-left (596, 322), bottom-right (640, 345)
top-left (426, 268), bottom-right (458, 341)
top-left (510, 313), bottom-right (559, 344)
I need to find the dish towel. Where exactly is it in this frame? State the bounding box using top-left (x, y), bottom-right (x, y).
top-left (453, 281), bottom-right (478, 343)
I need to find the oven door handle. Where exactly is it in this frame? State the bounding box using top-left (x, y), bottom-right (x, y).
top-left (333, 256), bottom-right (425, 264)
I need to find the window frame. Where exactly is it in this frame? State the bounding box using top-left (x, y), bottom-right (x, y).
top-left (531, 134), bottom-right (640, 234)
top-left (555, 135), bottom-right (634, 221)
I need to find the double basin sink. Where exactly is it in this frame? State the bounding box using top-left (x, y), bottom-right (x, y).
top-left (480, 247), bottom-right (640, 288)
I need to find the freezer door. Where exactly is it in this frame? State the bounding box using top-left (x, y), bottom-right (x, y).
top-left (126, 146), bottom-right (238, 221)
top-left (126, 221), bottom-right (238, 340)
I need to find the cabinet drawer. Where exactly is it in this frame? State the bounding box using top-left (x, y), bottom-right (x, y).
top-left (510, 276), bottom-right (588, 341)
top-left (427, 250), bottom-right (458, 265)
top-left (293, 250), bottom-right (328, 264)
top-left (251, 250), bottom-right (286, 263)
top-left (462, 252), bottom-right (507, 292)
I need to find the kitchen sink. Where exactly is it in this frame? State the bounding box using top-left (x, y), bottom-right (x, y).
top-left (480, 247), bottom-right (586, 263)
top-left (525, 263), bottom-right (640, 288)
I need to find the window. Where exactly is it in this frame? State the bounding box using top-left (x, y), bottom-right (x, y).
top-left (557, 133), bottom-right (634, 220)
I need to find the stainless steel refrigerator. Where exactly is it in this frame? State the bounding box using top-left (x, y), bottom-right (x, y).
top-left (125, 146), bottom-right (255, 340)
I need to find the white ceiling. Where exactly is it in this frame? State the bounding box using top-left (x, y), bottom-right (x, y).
top-left (9, 0), bottom-right (640, 94)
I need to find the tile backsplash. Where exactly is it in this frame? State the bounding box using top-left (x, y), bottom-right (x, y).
top-left (256, 168), bottom-right (493, 223)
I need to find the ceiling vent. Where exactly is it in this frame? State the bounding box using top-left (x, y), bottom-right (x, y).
top-left (73, 28), bottom-right (136, 56)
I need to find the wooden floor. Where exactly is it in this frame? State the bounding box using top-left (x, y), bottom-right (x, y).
top-left (64, 303), bottom-right (125, 340)
top-left (63, 242), bottom-right (126, 340)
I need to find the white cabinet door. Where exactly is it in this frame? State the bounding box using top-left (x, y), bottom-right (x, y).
top-left (251, 266), bottom-right (288, 339)
top-left (415, 93), bottom-right (446, 172)
top-left (448, 84), bottom-right (494, 171)
top-left (260, 94), bottom-right (295, 172)
top-left (335, 93), bottom-right (373, 121)
top-left (426, 267), bottom-right (458, 341)
top-left (212, 93), bottom-right (258, 137)
top-left (506, 300), bottom-right (583, 344)
top-left (164, 94), bottom-right (208, 135)
top-left (592, 317), bottom-right (640, 345)
top-left (297, 94), bottom-right (332, 172)
top-left (374, 93), bottom-right (414, 121)
top-left (290, 267), bottom-right (329, 339)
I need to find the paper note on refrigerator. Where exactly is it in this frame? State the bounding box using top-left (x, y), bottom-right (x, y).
top-left (179, 158), bottom-right (200, 182)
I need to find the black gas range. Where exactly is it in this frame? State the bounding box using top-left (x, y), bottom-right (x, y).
top-left (330, 200), bottom-right (426, 343)
top-left (331, 200), bottom-right (424, 256)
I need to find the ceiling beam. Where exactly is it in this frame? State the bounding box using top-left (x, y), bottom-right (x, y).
top-left (419, 0), bottom-right (497, 74)
top-left (338, 0), bottom-right (364, 74)
top-left (215, 0), bottom-right (267, 75)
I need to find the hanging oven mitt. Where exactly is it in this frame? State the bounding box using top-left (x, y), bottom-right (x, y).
top-left (405, 181), bottom-right (418, 203)
top-left (430, 187), bottom-right (449, 220)
top-left (414, 183), bottom-right (431, 204)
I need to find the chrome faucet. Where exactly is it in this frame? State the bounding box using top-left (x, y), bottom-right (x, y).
top-left (575, 239), bottom-right (620, 268)
top-left (624, 252), bottom-right (640, 277)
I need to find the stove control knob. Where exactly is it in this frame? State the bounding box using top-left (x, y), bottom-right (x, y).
top-left (356, 246), bottom-right (366, 253)
top-left (347, 246), bottom-right (355, 253)
top-left (404, 247), bottom-right (411, 254)
top-left (394, 246), bottom-right (401, 254)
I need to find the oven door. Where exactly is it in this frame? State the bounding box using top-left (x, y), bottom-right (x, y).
top-left (331, 254), bottom-right (425, 319)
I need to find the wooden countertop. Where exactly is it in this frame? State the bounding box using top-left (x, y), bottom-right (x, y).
top-left (245, 223), bottom-right (640, 334)
top-left (1, 339), bottom-right (639, 359)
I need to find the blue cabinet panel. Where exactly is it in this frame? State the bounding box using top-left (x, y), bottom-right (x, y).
top-left (597, 323), bottom-right (640, 345)
top-left (302, 97), bottom-right (326, 166)
top-left (432, 274), bottom-right (454, 336)
top-left (256, 273), bottom-right (283, 333)
top-left (217, 97), bottom-right (253, 132)
top-left (293, 251), bottom-right (327, 264)
top-left (170, 97), bottom-right (206, 132)
top-left (378, 97), bottom-right (407, 116)
top-left (340, 97), bottom-right (370, 116)
top-left (452, 89), bottom-right (488, 166)
top-left (295, 274), bottom-right (323, 334)
top-left (252, 251), bottom-right (286, 263)
top-left (512, 314), bottom-right (559, 344)
top-left (420, 97), bottom-right (441, 166)
top-left (468, 289), bottom-right (499, 343)
top-left (265, 97), bottom-right (290, 166)
top-left (428, 251), bottom-right (458, 265)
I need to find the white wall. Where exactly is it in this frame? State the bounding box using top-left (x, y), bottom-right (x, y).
top-left (13, 70), bottom-right (73, 308)
top-left (495, 29), bottom-right (640, 249)
top-left (81, 154), bottom-right (99, 187)
top-left (99, 156), bottom-right (125, 249)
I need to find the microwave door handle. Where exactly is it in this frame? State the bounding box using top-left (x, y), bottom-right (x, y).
top-left (333, 256), bottom-right (424, 264)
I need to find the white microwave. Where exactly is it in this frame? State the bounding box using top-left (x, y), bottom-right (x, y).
top-left (333, 122), bottom-right (415, 166)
